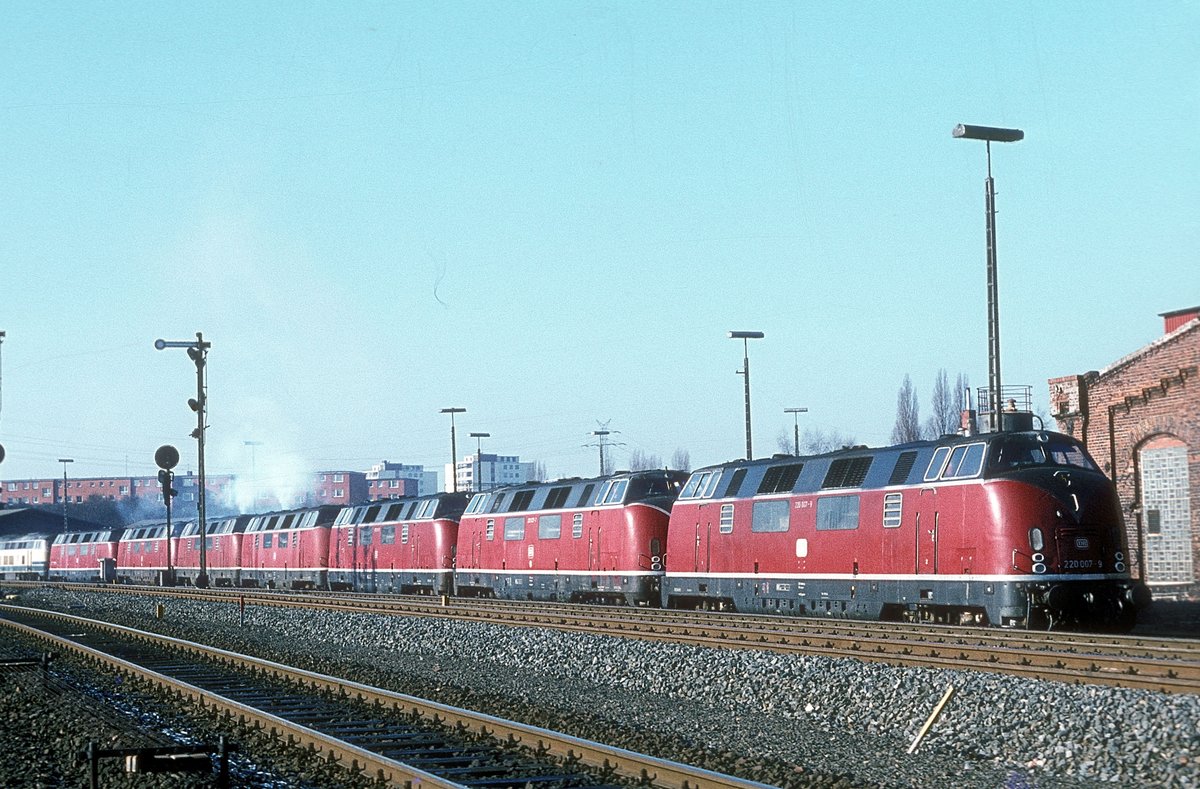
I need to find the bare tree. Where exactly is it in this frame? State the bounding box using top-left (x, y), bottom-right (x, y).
top-left (627, 449), bottom-right (662, 471)
top-left (669, 448), bottom-right (691, 472)
top-left (891, 374), bottom-right (922, 444)
top-left (955, 372), bottom-right (970, 428)
top-left (801, 427), bottom-right (858, 454)
top-left (530, 460), bottom-right (547, 482)
top-left (776, 429), bottom-right (794, 455)
top-left (925, 369), bottom-right (958, 438)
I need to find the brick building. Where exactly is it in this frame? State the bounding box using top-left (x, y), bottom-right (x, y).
top-left (311, 471), bottom-right (368, 506)
top-left (1, 473), bottom-right (233, 508)
top-left (365, 461), bottom-right (435, 498)
top-left (1049, 307), bottom-right (1199, 599)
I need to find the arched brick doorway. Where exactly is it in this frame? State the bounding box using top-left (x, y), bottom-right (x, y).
top-left (1137, 435), bottom-right (1194, 597)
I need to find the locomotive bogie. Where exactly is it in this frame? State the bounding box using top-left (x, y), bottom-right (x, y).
top-left (454, 569), bottom-right (660, 606)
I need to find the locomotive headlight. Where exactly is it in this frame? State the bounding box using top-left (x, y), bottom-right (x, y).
top-left (1032, 553), bottom-right (1045, 563)
top-left (1033, 563), bottom-right (1047, 574)
top-left (1115, 552), bottom-right (1124, 562)
top-left (1028, 527), bottom-right (1045, 552)
top-left (1115, 562), bottom-right (1126, 573)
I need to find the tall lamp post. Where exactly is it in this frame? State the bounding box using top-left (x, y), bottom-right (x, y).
top-left (155, 332), bottom-right (212, 587)
top-left (440, 407), bottom-right (466, 492)
top-left (469, 432), bottom-right (490, 492)
top-left (57, 458), bottom-right (73, 532)
top-left (953, 123), bottom-right (1023, 432)
top-left (784, 407), bottom-right (808, 456)
top-left (729, 331), bottom-right (765, 460)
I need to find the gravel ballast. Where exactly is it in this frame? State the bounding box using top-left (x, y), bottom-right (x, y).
top-left (5, 589), bottom-right (1197, 788)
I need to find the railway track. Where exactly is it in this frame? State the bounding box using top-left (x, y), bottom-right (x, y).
top-left (0, 604), bottom-right (772, 789)
top-left (8, 582), bottom-right (1199, 694)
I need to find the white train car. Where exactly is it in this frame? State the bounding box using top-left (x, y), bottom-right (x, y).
top-left (0, 533), bottom-right (52, 581)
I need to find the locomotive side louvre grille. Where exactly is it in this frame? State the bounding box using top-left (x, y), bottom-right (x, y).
top-left (719, 503), bottom-right (734, 533)
top-left (822, 456), bottom-right (874, 489)
top-left (508, 490), bottom-right (536, 512)
top-left (757, 463), bottom-right (804, 495)
top-left (723, 468), bottom-right (748, 498)
top-left (544, 486), bottom-right (572, 510)
top-left (888, 452), bottom-right (918, 486)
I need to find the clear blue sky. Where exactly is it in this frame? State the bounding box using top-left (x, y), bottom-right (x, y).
top-left (0, 2), bottom-right (1195, 491)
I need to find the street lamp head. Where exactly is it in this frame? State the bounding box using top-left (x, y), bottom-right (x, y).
top-left (469, 432), bottom-right (490, 438)
top-left (785, 407), bottom-right (808, 414)
top-left (952, 124), bottom-right (1024, 143)
top-left (728, 330), bottom-right (765, 340)
top-left (439, 407), bottom-right (466, 415)
top-left (57, 458), bottom-right (74, 464)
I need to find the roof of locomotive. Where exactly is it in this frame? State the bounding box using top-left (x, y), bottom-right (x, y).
top-left (463, 468), bottom-right (689, 515)
top-left (681, 430), bottom-right (1093, 498)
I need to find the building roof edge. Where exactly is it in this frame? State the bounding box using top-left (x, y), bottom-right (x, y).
top-left (1095, 317), bottom-right (1200, 380)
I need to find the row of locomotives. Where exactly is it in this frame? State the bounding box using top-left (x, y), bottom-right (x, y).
top-left (454, 469), bottom-right (687, 605)
top-left (239, 505), bottom-right (340, 590)
top-left (173, 515), bottom-right (253, 587)
top-left (0, 533), bottom-right (52, 581)
top-left (48, 529), bottom-right (122, 583)
top-left (328, 492), bottom-right (468, 595)
top-left (116, 521), bottom-right (184, 585)
top-left (662, 429), bottom-right (1146, 631)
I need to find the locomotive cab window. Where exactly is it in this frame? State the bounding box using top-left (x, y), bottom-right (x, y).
top-left (679, 469), bottom-right (722, 500)
top-left (942, 443), bottom-right (986, 479)
top-left (923, 447), bottom-right (951, 482)
top-left (599, 479), bottom-right (628, 505)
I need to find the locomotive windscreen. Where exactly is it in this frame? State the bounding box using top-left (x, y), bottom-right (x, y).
top-left (987, 433), bottom-right (1099, 473)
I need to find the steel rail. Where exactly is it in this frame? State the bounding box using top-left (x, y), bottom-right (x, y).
top-left (0, 605), bottom-right (774, 789)
top-left (10, 582), bottom-right (1198, 693)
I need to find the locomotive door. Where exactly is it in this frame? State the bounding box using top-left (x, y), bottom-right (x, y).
top-left (692, 503), bottom-right (713, 572)
top-left (587, 511), bottom-right (601, 571)
top-left (916, 488), bottom-right (939, 574)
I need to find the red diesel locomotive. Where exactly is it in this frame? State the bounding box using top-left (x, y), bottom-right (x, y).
top-left (115, 521), bottom-right (184, 585)
top-left (455, 469), bottom-right (687, 604)
top-left (48, 529), bottom-right (123, 583)
top-left (173, 514), bottom-right (253, 587)
top-left (328, 492), bottom-right (468, 594)
top-left (240, 505), bottom-right (341, 590)
top-left (663, 429), bottom-right (1146, 630)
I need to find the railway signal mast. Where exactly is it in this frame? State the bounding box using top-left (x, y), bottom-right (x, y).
top-left (155, 332), bottom-right (212, 587)
top-left (155, 444), bottom-right (179, 586)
